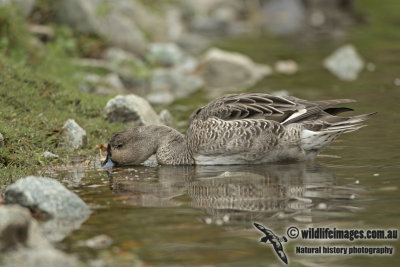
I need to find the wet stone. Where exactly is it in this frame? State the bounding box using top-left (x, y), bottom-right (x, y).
top-left (4, 176), bottom-right (91, 242)
top-left (4, 176), bottom-right (90, 220)
top-left (0, 205), bottom-right (79, 267)
top-left (61, 119), bottom-right (87, 149)
top-left (104, 94), bottom-right (162, 125)
top-left (159, 109), bottom-right (174, 127)
top-left (200, 48), bottom-right (272, 91)
top-left (323, 44), bottom-right (364, 81)
top-left (78, 234), bottom-right (113, 249)
top-left (148, 43), bottom-right (186, 67)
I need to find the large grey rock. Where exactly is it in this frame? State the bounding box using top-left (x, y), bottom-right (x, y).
top-left (5, 176), bottom-right (90, 219)
top-left (323, 44), bottom-right (364, 81)
top-left (159, 109), bottom-right (174, 127)
top-left (81, 73), bottom-right (126, 95)
top-left (261, 0), bottom-right (306, 35)
top-left (148, 43), bottom-right (186, 67)
top-left (0, 205), bottom-right (35, 251)
top-left (61, 119), bottom-right (87, 149)
top-left (4, 176), bottom-right (91, 242)
top-left (147, 68), bottom-right (204, 104)
top-left (0, 205), bottom-right (78, 267)
top-left (0, 132), bottom-right (4, 147)
top-left (0, 0), bottom-right (36, 17)
top-left (56, 0), bottom-right (168, 55)
top-left (104, 94), bottom-right (162, 125)
top-left (181, 0), bottom-right (248, 37)
top-left (176, 33), bottom-right (211, 55)
top-left (200, 48), bottom-right (272, 91)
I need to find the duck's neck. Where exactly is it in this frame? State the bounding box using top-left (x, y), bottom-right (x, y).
top-left (152, 125), bottom-right (194, 165)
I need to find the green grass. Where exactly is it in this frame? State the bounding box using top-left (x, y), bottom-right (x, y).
top-left (0, 56), bottom-right (127, 185)
top-left (0, 6), bottom-right (129, 186)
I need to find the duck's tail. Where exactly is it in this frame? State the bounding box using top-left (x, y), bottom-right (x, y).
top-left (300, 112), bottom-right (376, 152)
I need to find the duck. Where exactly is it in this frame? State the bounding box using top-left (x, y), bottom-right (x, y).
top-left (102, 93), bottom-right (375, 167)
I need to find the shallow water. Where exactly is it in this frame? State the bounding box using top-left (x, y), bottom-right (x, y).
top-left (54, 13), bottom-right (400, 266)
top-left (55, 138), bottom-right (399, 266)
top-left (56, 90), bottom-right (399, 266)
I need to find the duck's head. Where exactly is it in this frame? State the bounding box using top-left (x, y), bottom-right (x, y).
top-left (102, 127), bottom-right (159, 168)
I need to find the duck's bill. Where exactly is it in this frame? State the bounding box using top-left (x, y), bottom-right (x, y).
top-left (102, 153), bottom-right (116, 168)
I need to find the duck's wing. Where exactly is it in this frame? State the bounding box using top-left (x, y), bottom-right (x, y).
top-left (189, 93), bottom-right (356, 124)
top-left (190, 93), bottom-right (298, 123)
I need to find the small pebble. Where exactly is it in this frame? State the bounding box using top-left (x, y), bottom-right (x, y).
top-left (394, 78), bottom-right (400, 86)
top-left (205, 218), bottom-right (212, 224)
top-left (222, 214), bottom-right (229, 222)
top-left (317, 203), bottom-right (327, 209)
top-left (83, 234), bottom-right (113, 249)
top-left (355, 180), bottom-right (360, 184)
top-left (373, 173), bottom-right (380, 177)
top-left (274, 60), bottom-right (298, 75)
top-left (349, 194), bottom-right (356, 200)
top-left (43, 151), bottom-right (59, 159)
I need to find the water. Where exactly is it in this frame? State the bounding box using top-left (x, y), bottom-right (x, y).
top-left (55, 15), bottom-right (400, 267)
top-left (55, 89), bottom-right (399, 266)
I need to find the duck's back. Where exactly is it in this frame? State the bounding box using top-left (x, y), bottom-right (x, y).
top-left (186, 93), bottom-right (374, 165)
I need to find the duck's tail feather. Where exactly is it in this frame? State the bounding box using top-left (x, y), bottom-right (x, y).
top-left (300, 112), bottom-right (376, 152)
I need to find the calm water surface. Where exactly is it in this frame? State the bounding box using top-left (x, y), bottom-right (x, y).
top-left (55, 23), bottom-right (400, 266)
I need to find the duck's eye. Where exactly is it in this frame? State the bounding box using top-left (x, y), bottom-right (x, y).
top-left (116, 143), bottom-right (124, 149)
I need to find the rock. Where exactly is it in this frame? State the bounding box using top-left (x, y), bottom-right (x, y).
top-left (148, 43), bottom-right (186, 67)
top-left (0, 0), bottom-right (36, 17)
top-left (103, 47), bottom-right (140, 63)
top-left (61, 119), bottom-right (87, 149)
top-left (304, 0), bottom-right (360, 30)
top-left (104, 73), bottom-right (126, 91)
top-left (200, 48), bottom-right (272, 91)
top-left (165, 7), bottom-right (185, 41)
top-left (0, 205), bottom-right (78, 267)
top-left (146, 91), bottom-right (175, 106)
top-left (104, 94), bottom-right (162, 125)
top-left (55, 0), bottom-right (147, 55)
top-left (147, 68), bottom-right (203, 104)
top-left (55, 0), bottom-right (169, 55)
top-left (40, 216), bottom-right (89, 242)
top-left (103, 47), bottom-right (146, 75)
top-left (159, 110), bottom-right (174, 127)
top-left (0, 205), bottom-right (34, 251)
top-left (78, 234), bottom-right (113, 249)
top-left (5, 176), bottom-right (90, 220)
top-left (42, 151), bottom-right (59, 159)
top-left (182, 0), bottom-right (247, 37)
top-left (80, 73), bottom-right (126, 95)
top-left (176, 33), bottom-right (211, 55)
top-left (323, 44), bottom-right (364, 81)
top-left (261, 0), bottom-right (306, 35)
top-left (4, 176), bottom-right (91, 242)
top-left (274, 60), bottom-right (299, 75)
top-left (0, 132), bottom-right (4, 147)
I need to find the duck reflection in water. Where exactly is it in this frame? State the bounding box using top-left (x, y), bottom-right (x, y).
top-left (105, 162), bottom-right (363, 224)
